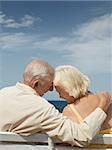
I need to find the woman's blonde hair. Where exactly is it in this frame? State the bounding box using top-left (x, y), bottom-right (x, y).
top-left (54, 65), bottom-right (90, 98)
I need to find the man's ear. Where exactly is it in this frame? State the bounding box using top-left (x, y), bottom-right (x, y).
top-left (32, 80), bottom-right (39, 89)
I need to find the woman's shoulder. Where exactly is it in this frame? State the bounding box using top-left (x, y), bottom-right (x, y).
top-left (95, 91), bottom-right (111, 100)
top-left (62, 104), bottom-right (80, 123)
top-left (88, 91), bottom-right (111, 107)
top-left (63, 104), bottom-right (75, 117)
top-left (89, 91), bottom-right (110, 99)
top-left (63, 105), bottom-right (70, 114)
top-left (96, 91), bottom-right (110, 95)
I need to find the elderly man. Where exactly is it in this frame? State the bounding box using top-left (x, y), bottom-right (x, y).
top-left (0, 60), bottom-right (110, 147)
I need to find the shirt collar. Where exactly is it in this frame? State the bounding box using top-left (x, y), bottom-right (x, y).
top-left (16, 82), bottom-right (37, 95)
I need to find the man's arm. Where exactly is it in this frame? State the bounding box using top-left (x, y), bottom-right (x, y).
top-left (40, 99), bottom-right (107, 147)
top-left (101, 103), bottom-right (112, 130)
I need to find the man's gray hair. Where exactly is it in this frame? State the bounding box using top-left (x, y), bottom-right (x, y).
top-left (23, 60), bottom-right (54, 83)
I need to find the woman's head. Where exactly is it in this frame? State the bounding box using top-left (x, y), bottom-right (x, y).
top-left (54, 65), bottom-right (90, 101)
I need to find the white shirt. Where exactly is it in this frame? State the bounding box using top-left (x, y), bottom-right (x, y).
top-left (0, 82), bottom-right (107, 147)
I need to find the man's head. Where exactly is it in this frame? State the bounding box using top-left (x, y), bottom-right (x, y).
top-left (23, 60), bottom-right (55, 96)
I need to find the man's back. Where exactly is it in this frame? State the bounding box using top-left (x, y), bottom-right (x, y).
top-left (0, 82), bottom-right (46, 134)
top-left (0, 84), bottom-right (21, 131)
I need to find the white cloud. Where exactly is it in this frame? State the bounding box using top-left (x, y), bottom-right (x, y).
top-left (65, 14), bottom-right (112, 74)
top-left (73, 14), bottom-right (111, 40)
top-left (0, 14), bottom-right (112, 75)
top-left (0, 12), bottom-right (40, 28)
top-left (0, 33), bottom-right (34, 50)
top-left (33, 37), bottom-right (67, 51)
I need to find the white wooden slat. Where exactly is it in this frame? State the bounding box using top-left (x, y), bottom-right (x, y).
top-left (0, 132), bottom-right (48, 143)
top-left (0, 132), bottom-right (112, 150)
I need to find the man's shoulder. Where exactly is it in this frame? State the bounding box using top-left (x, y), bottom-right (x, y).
top-left (26, 94), bottom-right (54, 108)
top-left (0, 85), bottom-right (16, 93)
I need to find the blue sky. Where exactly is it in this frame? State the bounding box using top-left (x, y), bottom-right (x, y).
top-left (0, 1), bottom-right (112, 100)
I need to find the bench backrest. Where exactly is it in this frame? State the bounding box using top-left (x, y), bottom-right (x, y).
top-left (0, 132), bottom-right (112, 150)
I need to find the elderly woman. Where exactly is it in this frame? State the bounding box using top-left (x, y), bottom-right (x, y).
top-left (54, 65), bottom-right (112, 133)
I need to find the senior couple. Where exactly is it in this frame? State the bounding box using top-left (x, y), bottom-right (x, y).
top-left (0, 59), bottom-right (111, 147)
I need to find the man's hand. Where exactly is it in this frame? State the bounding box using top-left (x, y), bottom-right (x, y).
top-left (97, 92), bottom-right (111, 112)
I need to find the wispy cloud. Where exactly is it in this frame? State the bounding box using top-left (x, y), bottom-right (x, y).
top-left (0, 14), bottom-right (112, 75)
top-left (0, 33), bottom-right (34, 50)
top-left (89, 5), bottom-right (111, 16)
top-left (0, 11), bottom-right (40, 28)
top-left (33, 37), bottom-right (67, 51)
top-left (72, 14), bottom-right (111, 40)
top-left (65, 14), bottom-right (112, 74)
